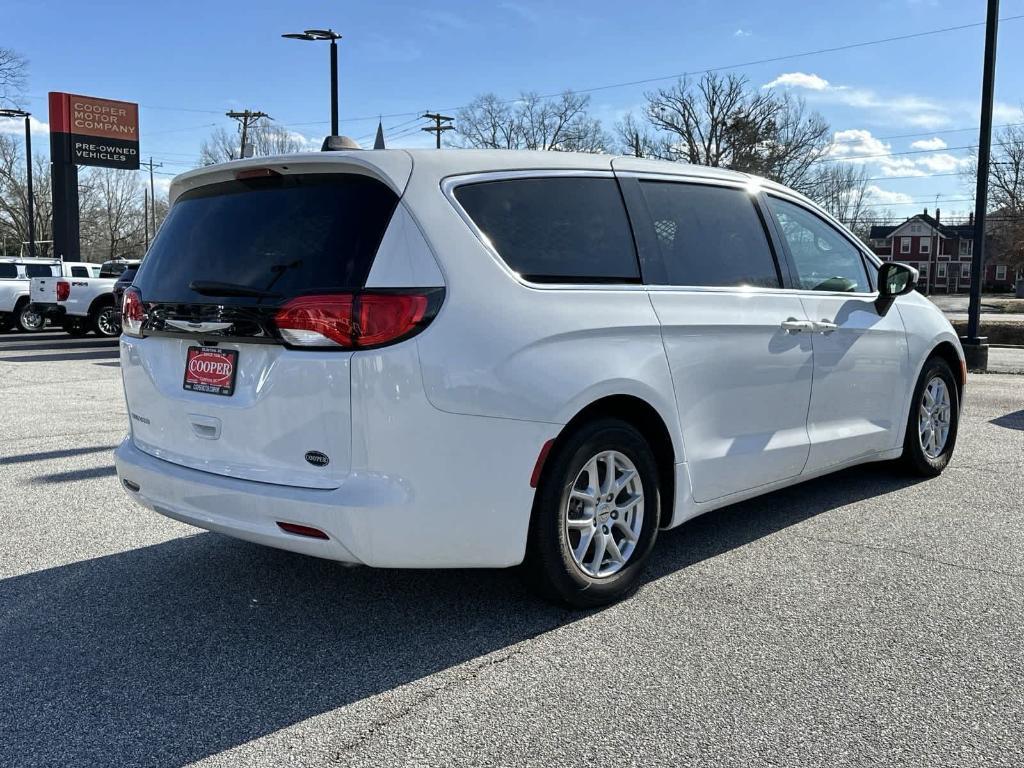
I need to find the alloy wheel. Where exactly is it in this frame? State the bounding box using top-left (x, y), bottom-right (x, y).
top-left (918, 376), bottom-right (951, 459)
top-left (564, 450), bottom-right (644, 578)
top-left (96, 308), bottom-right (120, 337)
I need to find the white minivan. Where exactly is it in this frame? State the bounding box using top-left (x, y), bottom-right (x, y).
top-left (115, 149), bottom-right (964, 606)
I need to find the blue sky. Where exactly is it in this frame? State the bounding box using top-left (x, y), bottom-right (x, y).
top-left (3, 0), bottom-right (1023, 217)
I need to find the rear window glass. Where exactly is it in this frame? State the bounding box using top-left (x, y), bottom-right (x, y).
top-left (134, 174), bottom-right (399, 304)
top-left (71, 266), bottom-right (90, 277)
top-left (25, 264), bottom-right (58, 278)
top-left (454, 177), bottom-right (639, 283)
top-left (99, 262), bottom-right (127, 278)
top-left (0, 264), bottom-right (17, 279)
top-left (639, 181), bottom-right (780, 288)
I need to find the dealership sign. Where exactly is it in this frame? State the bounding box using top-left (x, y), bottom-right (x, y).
top-left (48, 92), bottom-right (139, 169)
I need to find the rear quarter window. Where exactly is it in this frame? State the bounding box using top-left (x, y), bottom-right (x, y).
top-left (453, 176), bottom-right (640, 283)
top-left (0, 264), bottom-right (17, 279)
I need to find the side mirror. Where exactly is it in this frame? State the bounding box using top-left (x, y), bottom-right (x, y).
top-left (875, 262), bottom-right (918, 315)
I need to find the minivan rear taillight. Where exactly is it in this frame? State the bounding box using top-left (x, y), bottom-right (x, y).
top-left (274, 290), bottom-right (442, 349)
top-left (56, 280), bottom-right (70, 301)
top-left (122, 287), bottom-right (146, 337)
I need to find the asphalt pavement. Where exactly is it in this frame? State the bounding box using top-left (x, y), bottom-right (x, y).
top-left (1, 330), bottom-right (1022, 767)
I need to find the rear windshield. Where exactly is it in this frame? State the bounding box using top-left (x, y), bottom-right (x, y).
top-left (134, 173), bottom-right (399, 304)
top-left (0, 264), bottom-right (17, 279)
top-left (25, 264), bottom-right (58, 278)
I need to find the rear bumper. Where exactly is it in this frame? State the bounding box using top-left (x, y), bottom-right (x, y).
top-left (116, 385), bottom-right (554, 569)
top-left (28, 302), bottom-right (65, 320)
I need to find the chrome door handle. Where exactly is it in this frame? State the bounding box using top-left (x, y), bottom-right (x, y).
top-left (813, 320), bottom-right (838, 334)
top-left (781, 318), bottom-right (814, 333)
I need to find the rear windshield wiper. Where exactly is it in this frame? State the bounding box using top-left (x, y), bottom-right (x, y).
top-left (189, 280), bottom-right (282, 299)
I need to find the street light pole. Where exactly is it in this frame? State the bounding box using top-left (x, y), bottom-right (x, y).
top-left (23, 115), bottom-right (35, 258)
top-left (963, 0), bottom-right (1000, 371)
top-left (329, 36), bottom-right (339, 136)
top-left (282, 29), bottom-right (342, 136)
top-left (0, 109), bottom-right (35, 258)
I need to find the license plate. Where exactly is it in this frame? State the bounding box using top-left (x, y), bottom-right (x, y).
top-left (183, 346), bottom-right (238, 396)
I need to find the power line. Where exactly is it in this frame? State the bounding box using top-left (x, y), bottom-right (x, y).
top-left (275, 13), bottom-right (1024, 127)
top-left (830, 121), bottom-right (1024, 145)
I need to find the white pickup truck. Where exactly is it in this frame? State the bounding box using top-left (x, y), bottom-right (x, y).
top-left (0, 257), bottom-right (66, 332)
top-left (28, 261), bottom-right (104, 334)
top-left (39, 259), bottom-right (139, 337)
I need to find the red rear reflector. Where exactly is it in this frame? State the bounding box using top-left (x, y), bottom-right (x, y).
top-left (274, 292), bottom-right (430, 349)
top-left (277, 522), bottom-right (330, 540)
top-left (56, 280), bottom-right (70, 301)
top-left (530, 439), bottom-right (555, 488)
top-left (235, 168), bottom-right (281, 180)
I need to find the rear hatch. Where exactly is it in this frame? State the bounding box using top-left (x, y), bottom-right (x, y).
top-left (122, 167), bottom-right (403, 489)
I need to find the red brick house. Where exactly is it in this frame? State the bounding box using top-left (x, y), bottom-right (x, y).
top-left (868, 209), bottom-right (1016, 293)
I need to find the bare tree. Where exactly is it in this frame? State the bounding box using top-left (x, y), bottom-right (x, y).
top-left (621, 73), bottom-right (831, 193)
top-left (200, 122), bottom-right (306, 165)
top-left (79, 168), bottom-right (146, 261)
top-left (963, 111), bottom-right (1024, 275)
top-left (456, 91), bottom-right (609, 152)
top-left (0, 47), bottom-right (27, 106)
top-left (0, 134), bottom-right (52, 256)
top-left (616, 113), bottom-right (660, 158)
top-left (812, 164), bottom-right (874, 236)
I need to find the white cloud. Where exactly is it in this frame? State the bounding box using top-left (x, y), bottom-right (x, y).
top-left (763, 72), bottom-right (830, 91)
top-left (865, 185), bottom-right (914, 205)
top-left (914, 152), bottom-right (970, 173)
top-left (734, 28), bottom-right (752, 38)
top-left (761, 71), bottom-right (953, 129)
top-left (909, 137), bottom-right (947, 150)
top-left (829, 128), bottom-right (890, 159)
top-left (0, 115), bottom-right (49, 136)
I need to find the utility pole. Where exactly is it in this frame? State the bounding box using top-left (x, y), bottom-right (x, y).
top-left (421, 112), bottom-right (454, 149)
top-left (226, 110), bottom-right (270, 159)
top-left (140, 157), bottom-right (163, 235)
top-left (964, 0), bottom-right (1000, 371)
top-left (144, 189), bottom-right (149, 250)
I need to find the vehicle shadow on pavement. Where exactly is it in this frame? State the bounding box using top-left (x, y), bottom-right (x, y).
top-left (0, 463), bottom-right (921, 767)
top-left (990, 409), bottom-right (1024, 431)
top-left (0, 330), bottom-right (119, 363)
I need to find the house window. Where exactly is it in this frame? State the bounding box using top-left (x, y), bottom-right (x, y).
top-left (996, 265), bottom-right (1007, 281)
top-left (962, 264), bottom-right (971, 279)
top-left (901, 237), bottom-right (911, 254)
top-left (918, 262), bottom-right (929, 277)
top-left (911, 224), bottom-right (922, 233)
top-left (920, 238), bottom-right (930, 255)
top-left (959, 239), bottom-right (973, 257)
top-left (937, 263), bottom-right (947, 279)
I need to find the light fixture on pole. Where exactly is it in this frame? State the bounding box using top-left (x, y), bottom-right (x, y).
top-left (282, 28), bottom-right (342, 136)
top-left (0, 108), bottom-right (36, 258)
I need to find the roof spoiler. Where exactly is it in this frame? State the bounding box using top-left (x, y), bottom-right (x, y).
top-left (321, 135), bottom-right (363, 151)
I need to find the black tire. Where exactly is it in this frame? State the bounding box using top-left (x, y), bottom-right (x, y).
top-left (90, 302), bottom-right (120, 337)
top-left (16, 300), bottom-right (45, 333)
top-left (62, 318), bottom-right (90, 337)
top-left (901, 356), bottom-right (959, 476)
top-left (525, 418), bottom-right (661, 608)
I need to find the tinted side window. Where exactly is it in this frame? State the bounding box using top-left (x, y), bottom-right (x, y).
top-left (638, 182), bottom-right (780, 288)
top-left (766, 196), bottom-right (870, 292)
top-left (0, 264), bottom-right (18, 279)
top-left (454, 177), bottom-right (639, 283)
top-left (71, 266), bottom-right (90, 277)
